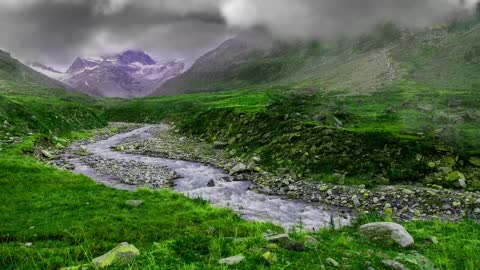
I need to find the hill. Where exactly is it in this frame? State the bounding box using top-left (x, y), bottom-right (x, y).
top-left (156, 20), bottom-right (480, 96)
top-left (0, 49), bottom-right (69, 90)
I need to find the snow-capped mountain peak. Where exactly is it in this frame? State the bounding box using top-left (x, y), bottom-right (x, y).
top-left (32, 50), bottom-right (187, 97)
top-left (117, 50), bottom-right (156, 65)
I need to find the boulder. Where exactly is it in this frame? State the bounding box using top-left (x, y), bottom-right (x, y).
top-left (360, 222), bottom-right (414, 248)
top-left (230, 163), bottom-right (247, 175)
top-left (219, 255), bottom-right (245, 265)
top-left (92, 242), bottom-right (140, 268)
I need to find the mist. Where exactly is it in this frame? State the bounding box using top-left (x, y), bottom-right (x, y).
top-left (0, 0), bottom-right (476, 68)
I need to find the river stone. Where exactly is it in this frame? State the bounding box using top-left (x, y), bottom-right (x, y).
top-left (266, 234), bottom-right (304, 251)
top-left (381, 260), bottom-right (409, 270)
top-left (41, 150), bottom-right (53, 159)
top-left (352, 195), bottom-right (361, 207)
top-left (207, 179), bottom-right (215, 187)
top-left (92, 242), bottom-right (140, 268)
top-left (230, 163), bottom-right (247, 175)
top-left (360, 222), bottom-right (414, 248)
top-left (219, 255), bottom-right (245, 265)
top-left (125, 200), bottom-right (144, 207)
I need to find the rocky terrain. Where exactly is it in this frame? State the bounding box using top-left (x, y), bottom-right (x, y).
top-left (115, 125), bottom-right (480, 223)
top-left (42, 123), bottom-right (480, 226)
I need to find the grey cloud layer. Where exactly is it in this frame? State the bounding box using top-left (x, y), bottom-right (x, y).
top-left (0, 0), bottom-right (473, 68)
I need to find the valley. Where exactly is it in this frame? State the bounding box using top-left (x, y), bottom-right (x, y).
top-left (1, 7), bottom-right (480, 270)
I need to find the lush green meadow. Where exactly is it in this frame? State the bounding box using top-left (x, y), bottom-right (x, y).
top-left (1, 139), bottom-right (479, 269)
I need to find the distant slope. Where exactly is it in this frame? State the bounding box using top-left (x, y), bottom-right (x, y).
top-left (155, 20), bottom-right (480, 96)
top-left (0, 49), bottom-right (69, 90)
top-left (156, 38), bottom-right (274, 95)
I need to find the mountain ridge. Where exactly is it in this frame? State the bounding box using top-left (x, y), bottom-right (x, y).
top-left (32, 50), bottom-right (186, 98)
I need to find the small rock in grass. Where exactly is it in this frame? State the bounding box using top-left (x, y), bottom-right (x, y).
top-left (25, 242), bottom-right (33, 247)
top-left (381, 260), bottom-right (409, 270)
top-left (266, 234), bottom-right (305, 251)
top-left (326, 258), bottom-right (340, 268)
top-left (360, 222), bottom-right (414, 248)
top-left (265, 243), bottom-right (279, 250)
top-left (262, 251), bottom-right (277, 264)
top-left (92, 242), bottom-right (140, 268)
top-left (125, 200), bottom-right (144, 207)
top-left (218, 255), bottom-right (245, 265)
top-left (424, 236), bottom-right (438, 245)
top-left (301, 235), bottom-right (319, 248)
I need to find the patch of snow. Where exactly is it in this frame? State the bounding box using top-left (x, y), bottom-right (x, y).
top-left (30, 66), bottom-right (72, 81)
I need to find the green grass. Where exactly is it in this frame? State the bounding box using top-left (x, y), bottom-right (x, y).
top-left (1, 140), bottom-right (479, 269)
top-left (1, 17), bottom-right (480, 270)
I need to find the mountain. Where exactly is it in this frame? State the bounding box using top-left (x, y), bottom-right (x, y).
top-left (34, 50), bottom-right (186, 98)
top-left (156, 37), bottom-right (274, 95)
top-left (155, 19), bottom-right (480, 96)
top-left (0, 49), bottom-right (69, 90)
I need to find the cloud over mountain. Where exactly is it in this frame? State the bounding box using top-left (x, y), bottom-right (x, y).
top-left (0, 0), bottom-right (474, 68)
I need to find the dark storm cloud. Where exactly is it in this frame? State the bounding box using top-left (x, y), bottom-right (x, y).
top-left (0, 0), bottom-right (475, 69)
top-left (0, 0), bottom-right (229, 69)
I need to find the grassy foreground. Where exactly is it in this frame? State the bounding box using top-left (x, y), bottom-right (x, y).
top-left (1, 138), bottom-right (480, 270)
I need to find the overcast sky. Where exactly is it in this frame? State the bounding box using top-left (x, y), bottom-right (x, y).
top-left (0, 0), bottom-right (475, 71)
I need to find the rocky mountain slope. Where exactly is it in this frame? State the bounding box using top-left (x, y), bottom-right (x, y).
top-left (33, 50), bottom-right (186, 98)
top-left (155, 19), bottom-right (480, 97)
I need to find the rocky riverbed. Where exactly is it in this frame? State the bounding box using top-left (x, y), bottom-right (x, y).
top-left (48, 124), bottom-right (352, 231)
top-left (117, 124), bottom-right (480, 223)
top-left (44, 123), bottom-right (480, 229)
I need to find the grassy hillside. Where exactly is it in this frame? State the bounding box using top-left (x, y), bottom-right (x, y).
top-left (157, 20), bottom-right (480, 96)
top-left (0, 50), bottom-right (68, 90)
